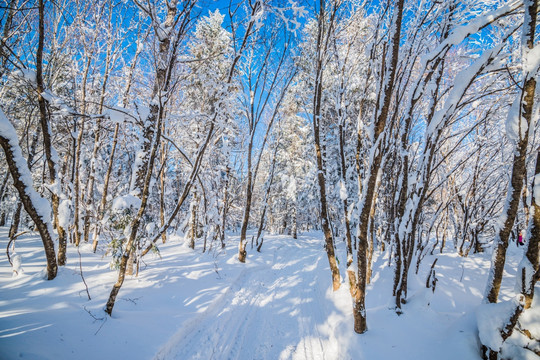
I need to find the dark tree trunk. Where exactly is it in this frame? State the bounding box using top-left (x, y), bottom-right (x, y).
top-left (520, 150), bottom-right (540, 309)
top-left (291, 204), bottom-right (298, 240)
top-left (354, 0), bottom-right (405, 333)
top-left (220, 166), bottom-right (230, 249)
top-left (189, 191), bottom-right (198, 249)
top-left (339, 123), bottom-right (353, 268)
top-left (36, 0), bottom-right (67, 265)
top-left (9, 202), bottom-right (22, 239)
top-left (0, 0), bottom-right (17, 79)
top-left (238, 164), bottom-right (252, 262)
top-left (10, 126), bottom-right (40, 239)
top-left (0, 172), bottom-right (9, 208)
top-left (313, 0), bottom-right (340, 291)
top-left (106, 1), bottom-right (185, 315)
top-left (92, 30), bottom-right (142, 253)
top-left (0, 112), bottom-right (57, 280)
top-left (159, 141), bottom-right (168, 244)
top-left (484, 0), bottom-right (537, 304)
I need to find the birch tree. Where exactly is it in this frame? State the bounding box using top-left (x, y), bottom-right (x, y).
top-left (105, 0), bottom-right (197, 315)
top-left (36, 0), bottom-right (68, 264)
top-left (484, 0), bottom-right (538, 304)
top-left (237, 27), bottom-right (295, 263)
top-left (352, 0), bottom-right (404, 333)
top-left (0, 107), bottom-right (57, 280)
top-left (310, 0), bottom-right (343, 291)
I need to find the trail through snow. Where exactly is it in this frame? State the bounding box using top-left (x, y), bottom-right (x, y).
top-left (1, 228), bottom-right (533, 360)
top-left (155, 238), bottom-right (343, 360)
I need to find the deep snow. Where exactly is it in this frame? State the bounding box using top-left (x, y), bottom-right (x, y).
top-left (0, 228), bottom-right (537, 359)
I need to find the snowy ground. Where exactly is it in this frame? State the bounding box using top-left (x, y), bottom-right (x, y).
top-left (0, 227), bottom-right (537, 359)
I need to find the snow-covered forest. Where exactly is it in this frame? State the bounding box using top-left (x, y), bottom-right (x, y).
top-left (0, 0), bottom-right (539, 359)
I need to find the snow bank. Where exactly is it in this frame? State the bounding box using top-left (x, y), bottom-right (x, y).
top-left (476, 295), bottom-right (524, 351)
top-left (0, 230), bottom-right (530, 360)
top-left (520, 308), bottom-right (540, 340)
top-left (501, 344), bottom-right (539, 360)
top-left (500, 299), bottom-right (540, 360)
top-left (523, 40), bottom-right (540, 75)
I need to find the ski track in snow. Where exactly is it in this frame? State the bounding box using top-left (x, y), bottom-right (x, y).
top-left (2, 228), bottom-right (533, 360)
top-left (154, 238), bottom-right (338, 360)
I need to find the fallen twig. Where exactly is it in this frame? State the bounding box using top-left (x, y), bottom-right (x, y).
top-left (83, 306), bottom-right (107, 335)
top-left (78, 246), bottom-right (91, 300)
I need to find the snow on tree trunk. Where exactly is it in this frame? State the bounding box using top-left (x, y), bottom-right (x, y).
top-left (484, 0), bottom-right (538, 305)
top-left (220, 166), bottom-right (231, 249)
top-left (106, 1), bottom-right (182, 316)
top-left (312, 0), bottom-right (341, 292)
top-left (477, 294), bottom-right (526, 359)
top-left (84, 18), bottom-right (114, 244)
top-left (339, 115), bottom-right (353, 269)
top-left (139, 3), bottom-right (260, 259)
top-left (354, 0), bottom-right (405, 333)
top-left (92, 31), bottom-right (143, 253)
top-left (10, 126), bottom-right (40, 240)
top-left (0, 107), bottom-right (57, 280)
top-left (189, 190), bottom-right (198, 250)
top-left (238, 161), bottom-right (253, 263)
top-left (36, 0), bottom-right (67, 265)
top-left (517, 151), bottom-right (540, 309)
top-left (237, 20), bottom-right (292, 263)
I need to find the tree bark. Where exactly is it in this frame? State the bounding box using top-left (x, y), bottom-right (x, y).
top-left (0, 172), bottom-right (9, 208)
top-left (189, 191), bottom-right (198, 249)
top-left (91, 27), bottom-right (143, 253)
top-left (0, 109), bottom-right (57, 280)
top-left (0, 0), bottom-right (16, 79)
top-left (9, 202), bottom-right (22, 239)
top-left (9, 126), bottom-right (41, 239)
top-left (73, 116), bottom-right (86, 246)
top-left (353, 0), bottom-right (405, 333)
top-left (313, 0), bottom-right (341, 292)
top-left (238, 147), bottom-right (253, 262)
top-left (159, 142), bottom-right (168, 244)
top-left (105, 0), bottom-right (196, 315)
top-left (106, 102), bottom-right (164, 315)
top-left (519, 151), bottom-right (540, 309)
top-left (220, 166), bottom-right (230, 248)
top-left (36, 0), bottom-right (67, 265)
top-left (84, 7), bottom-right (115, 243)
top-left (237, 25), bottom-right (291, 263)
top-left (339, 110), bottom-right (353, 268)
top-left (484, 0), bottom-right (537, 304)
top-left (140, 0), bottom-right (258, 258)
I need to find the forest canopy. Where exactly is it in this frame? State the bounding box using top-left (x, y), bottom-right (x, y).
top-left (0, 0), bottom-right (539, 358)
